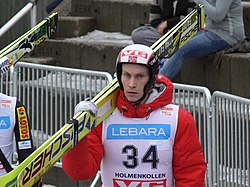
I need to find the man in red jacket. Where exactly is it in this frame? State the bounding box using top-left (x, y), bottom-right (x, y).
top-left (62, 44), bottom-right (206, 186)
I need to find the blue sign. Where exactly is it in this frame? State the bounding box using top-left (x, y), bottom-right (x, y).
top-left (0, 116), bottom-right (11, 129)
top-left (107, 124), bottom-right (171, 140)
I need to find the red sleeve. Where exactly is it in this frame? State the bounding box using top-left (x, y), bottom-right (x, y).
top-left (173, 108), bottom-right (207, 187)
top-left (62, 123), bottom-right (104, 180)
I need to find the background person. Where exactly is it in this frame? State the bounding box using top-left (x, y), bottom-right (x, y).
top-left (131, 0), bottom-right (196, 46)
top-left (160, 0), bottom-right (245, 80)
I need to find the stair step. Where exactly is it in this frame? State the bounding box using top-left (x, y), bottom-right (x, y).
top-left (53, 0), bottom-right (72, 16)
top-left (57, 16), bottom-right (95, 38)
top-left (71, 0), bottom-right (151, 35)
top-left (32, 30), bottom-right (133, 74)
top-left (21, 56), bottom-right (57, 66)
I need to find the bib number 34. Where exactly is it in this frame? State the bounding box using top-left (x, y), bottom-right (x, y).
top-left (122, 145), bottom-right (159, 169)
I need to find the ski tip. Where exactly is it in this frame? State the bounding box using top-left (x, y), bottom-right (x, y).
top-left (0, 56), bottom-right (12, 77)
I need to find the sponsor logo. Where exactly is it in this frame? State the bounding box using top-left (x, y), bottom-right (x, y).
top-left (0, 116), bottom-right (11, 129)
top-left (180, 24), bottom-right (198, 45)
top-left (161, 107), bottom-right (173, 111)
top-left (121, 50), bottom-right (148, 59)
top-left (128, 56), bottom-right (138, 62)
top-left (115, 172), bottom-right (166, 179)
top-left (113, 179), bottom-right (167, 187)
top-left (0, 99), bottom-right (12, 108)
top-left (160, 107), bottom-right (174, 116)
top-left (20, 114), bottom-right (95, 186)
top-left (18, 140), bottom-right (32, 150)
top-left (21, 125), bottom-right (73, 186)
top-left (17, 106), bottom-right (30, 140)
top-left (107, 124), bottom-right (170, 140)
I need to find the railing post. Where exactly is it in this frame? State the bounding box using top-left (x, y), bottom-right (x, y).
top-left (30, 0), bottom-right (38, 28)
top-left (0, 2), bottom-right (34, 38)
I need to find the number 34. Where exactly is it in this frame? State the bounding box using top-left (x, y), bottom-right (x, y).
top-left (122, 145), bottom-right (159, 169)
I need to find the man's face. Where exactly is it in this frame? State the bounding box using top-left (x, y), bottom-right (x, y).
top-left (121, 63), bottom-right (149, 103)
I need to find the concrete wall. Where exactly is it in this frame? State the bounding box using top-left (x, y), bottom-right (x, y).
top-left (71, 0), bottom-right (151, 35)
top-left (32, 35), bottom-right (133, 74)
top-left (173, 53), bottom-right (250, 98)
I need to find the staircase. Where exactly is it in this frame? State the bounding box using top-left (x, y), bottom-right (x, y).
top-left (25, 0), bottom-right (150, 76)
top-left (23, 0), bottom-right (250, 100)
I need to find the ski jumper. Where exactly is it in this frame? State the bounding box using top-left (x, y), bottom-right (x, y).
top-left (0, 93), bottom-right (35, 176)
top-left (62, 75), bottom-right (207, 186)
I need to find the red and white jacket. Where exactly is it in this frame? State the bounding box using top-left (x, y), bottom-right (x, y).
top-left (62, 74), bottom-right (207, 187)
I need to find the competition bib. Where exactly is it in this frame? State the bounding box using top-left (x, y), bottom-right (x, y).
top-left (101, 104), bottom-right (179, 187)
top-left (0, 93), bottom-right (16, 176)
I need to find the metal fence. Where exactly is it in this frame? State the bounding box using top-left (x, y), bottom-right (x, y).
top-left (172, 84), bottom-right (250, 187)
top-left (211, 91), bottom-right (250, 187)
top-left (1, 62), bottom-right (250, 187)
top-left (172, 83), bottom-right (212, 187)
top-left (1, 62), bottom-right (112, 150)
top-left (0, 68), bottom-right (13, 95)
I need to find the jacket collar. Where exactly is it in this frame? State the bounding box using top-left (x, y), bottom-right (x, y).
top-left (116, 74), bottom-right (173, 118)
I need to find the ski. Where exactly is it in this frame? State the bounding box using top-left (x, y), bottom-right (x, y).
top-left (0, 12), bottom-right (58, 76)
top-left (0, 4), bottom-right (204, 187)
top-left (0, 77), bottom-right (120, 187)
top-left (151, 4), bottom-right (205, 59)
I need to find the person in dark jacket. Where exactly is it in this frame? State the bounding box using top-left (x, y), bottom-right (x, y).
top-left (131, 0), bottom-right (196, 46)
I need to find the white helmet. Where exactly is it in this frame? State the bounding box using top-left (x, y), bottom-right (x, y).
top-left (116, 44), bottom-right (159, 102)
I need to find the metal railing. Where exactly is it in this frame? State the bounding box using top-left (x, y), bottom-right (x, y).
top-left (211, 91), bottom-right (250, 187)
top-left (13, 62), bottom-right (112, 149)
top-left (0, 1), bottom-right (38, 38)
top-left (1, 62), bottom-right (250, 187)
top-left (173, 83), bottom-right (212, 187)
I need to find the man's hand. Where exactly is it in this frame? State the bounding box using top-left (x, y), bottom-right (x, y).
top-left (74, 100), bottom-right (98, 116)
top-left (157, 21), bottom-right (168, 35)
